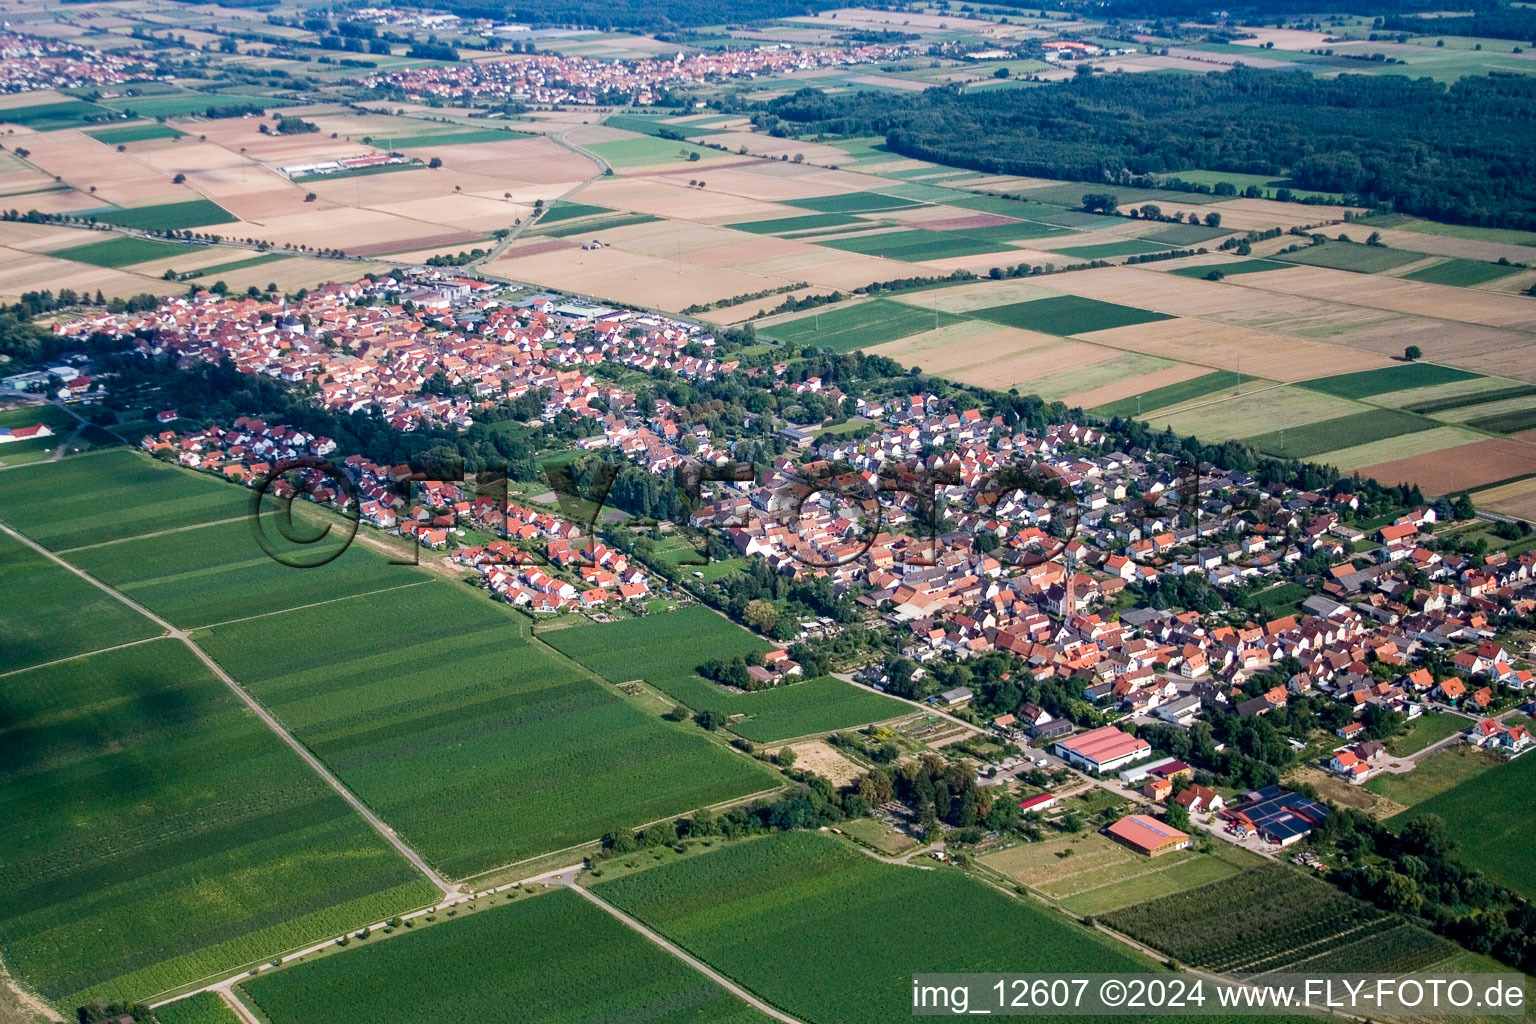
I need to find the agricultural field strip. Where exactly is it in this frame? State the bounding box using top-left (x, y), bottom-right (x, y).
top-left (0, 517), bottom-right (457, 899)
top-left (0, 633), bottom-right (164, 681)
top-left (195, 578), bottom-right (439, 630)
top-left (566, 883), bottom-right (804, 1024)
top-left (52, 514), bottom-right (252, 554)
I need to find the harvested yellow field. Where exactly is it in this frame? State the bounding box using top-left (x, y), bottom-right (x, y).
top-left (1244, 264), bottom-right (1536, 331)
top-left (1475, 475), bottom-right (1536, 521)
top-left (485, 242), bottom-right (785, 311)
top-left (187, 255), bottom-right (394, 293)
top-left (1064, 361), bottom-right (1210, 409)
top-left (0, 247), bottom-right (161, 303)
top-left (786, 741), bottom-right (863, 786)
top-left (1079, 316), bottom-right (1391, 381)
top-left (1021, 352), bottom-right (1182, 404)
top-left (582, 176), bottom-right (785, 222)
top-left (868, 320), bottom-right (1116, 390)
top-left (13, 129), bottom-right (206, 208)
top-left (702, 287), bottom-right (838, 325)
top-left (890, 279), bottom-right (1062, 313)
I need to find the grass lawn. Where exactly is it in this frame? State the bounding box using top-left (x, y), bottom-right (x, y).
top-left (782, 191), bottom-right (922, 214)
top-left (542, 606), bottom-right (908, 742)
top-left (1273, 241), bottom-right (1426, 274)
top-left (241, 889), bottom-right (760, 1024)
top-left (595, 831), bottom-right (1154, 1024)
top-left (1242, 408), bottom-right (1439, 459)
top-left (86, 199), bottom-right (237, 230)
top-left (763, 297), bottom-right (960, 352)
top-left (85, 122), bottom-right (185, 144)
top-left (1090, 370), bottom-right (1250, 418)
top-left (0, 531), bottom-right (161, 673)
top-left (0, 641), bottom-right (436, 1011)
top-left (51, 235), bottom-right (188, 268)
top-left (1297, 363), bottom-right (1481, 399)
top-left (1049, 239), bottom-right (1169, 259)
top-left (1387, 712), bottom-right (1467, 756)
top-left (1400, 257), bottom-right (1526, 287)
top-left (971, 294), bottom-right (1174, 335)
top-left (0, 449), bottom-right (252, 550)
top-left (1388, 750), bottom-right (1536, 899)
top-left (1366, 746), bottom-right (1498, 806)
top-left (198, 583), bottom-right (774, 876)
top-left (1249, 581), bottom-right (1310, 617)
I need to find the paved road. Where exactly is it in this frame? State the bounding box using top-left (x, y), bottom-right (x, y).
top-left (565, 878), bottom-right (806, 1024)
top-left (0, 519), bottom-right (457, 900)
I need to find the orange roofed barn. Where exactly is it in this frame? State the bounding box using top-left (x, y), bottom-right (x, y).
top-left (1106, 814), bottom-right (1191, 857)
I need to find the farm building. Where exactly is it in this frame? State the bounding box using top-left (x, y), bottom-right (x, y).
top-left (1105, 814), bottom-right (1190, 857)
top-left (1222, 785), bottom-right (1330, 846)
top-left (1054, 726), bottom-right (1150, 774)
top-left (0, 424), bottom-right (52, 444)
top-left (1017, 792), bottom-right (1059, 815)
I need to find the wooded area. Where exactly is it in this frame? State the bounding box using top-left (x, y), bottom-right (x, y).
top-left (757, 68), bottom-right (1536, 229)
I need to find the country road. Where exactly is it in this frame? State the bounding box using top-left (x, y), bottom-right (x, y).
top-left (0, 519), bottom-right (458, 900)
top-left (468, 127), bottom-right (612, 268)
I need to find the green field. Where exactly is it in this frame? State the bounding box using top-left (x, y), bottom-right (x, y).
top-left (587, 136), bottom-right (715, 167)
top-left (535, 201), bottom-right (613, 223)
top-left (1466, 407), bottom-right (1536, 434)
top-left (1102, 864), bottom-right (1452, 975)
top-left (784, 191), bottom-right (923, 214)
top-left (0, 531), bottom-right (160, 673)
top-left (542, 607), bottom-right (907, 742)
top-left (1243, 408), bottom-right (1439, 458)
top-left (155, 992), bottom-right (245, 1024)
top-left (0, 450), bottom-right (252, 550)
top-left (604, 113), bottom-right (728, 138)
top-left (67, 516), bottom-right (417, 629)
top-left (728, 212), bottom-right (863, 235)
top-left (85, 123), bottom-right (185, 144)
top-left (1298, 363), bottom-right (1481, 399)
top-left (1403, 383), bottom-right (1536, 415)
top-left (1050, 239), bottom-right (1169, 259)
top-left (1140, 223), bottom-right (1232, 245)
top-left (596, 831), bottom-right (1152, 1024)
top-left (1400, 257), bottom-right (1526, 287)
top-left (532, 212), bottom-right (660, 237)
top-left (1387, 712), bottom-right (1467, 756)
top-left (87, 199), bottom-right (237, 230)
top-left (51, 235), bottom-right (187, 268)
top-left (1366, 747), bottom-right (1499, 807)
top-left (762, 298), bottom-right (959, 352)
top-left (971, 295), bottom-right (1174, 335)
top-left (0, 641), bottom-right (437, 1010)
top-left (1273, 241), bottom-right (1426, 274)
top-left (188, 252), bottom-right (287, 278)
top-left (0, 99), bottom-right (111, 130)
top-left (1389, 753), bottom-right (1536, 899)
top-left (384, 129), bottom-right (525, 148)
top-left (198, 584), bottom-right (774, 876)
top-left (100, 92), bottom-right (222, 118)
top-left (1167, 259), bottom-right (1290, 278)
top-left (1090, 370), bottom-right (1248, 418)
top-left (818, 228), bottom-right (1012, 261)
top-left (241, 889), bottom-right (761, 1024)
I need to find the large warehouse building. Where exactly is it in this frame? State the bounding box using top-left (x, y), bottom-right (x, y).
top-left (1052, 725), bottom-right (1151, 774)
